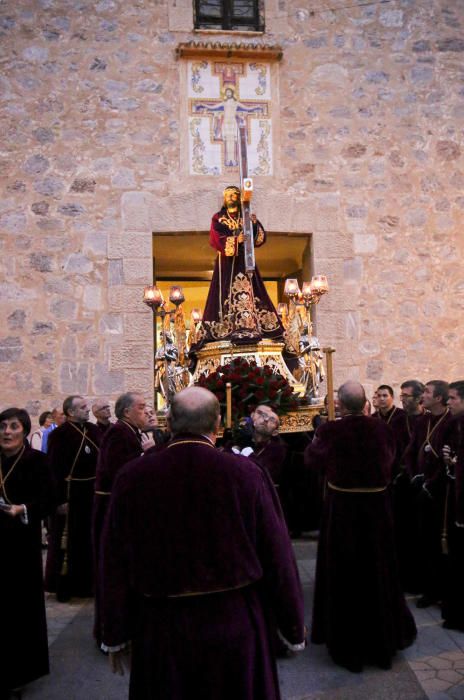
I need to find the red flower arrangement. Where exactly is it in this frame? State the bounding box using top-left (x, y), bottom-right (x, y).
top-left (196, 357), bottom-right (300, 425)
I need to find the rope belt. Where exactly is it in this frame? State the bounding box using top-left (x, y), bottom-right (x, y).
top-left (65, 476), bottom-right (96, 482)
top-left (328, 481), bottom-right (387, 494)
top-left (143, 581), bottom-right (253, 600)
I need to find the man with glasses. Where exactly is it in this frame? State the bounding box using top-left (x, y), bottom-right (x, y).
top-left (92, 398), bottom-right (112, 436)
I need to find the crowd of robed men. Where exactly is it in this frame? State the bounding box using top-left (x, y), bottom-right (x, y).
top-left (1, 376), bottom-right (463, 699)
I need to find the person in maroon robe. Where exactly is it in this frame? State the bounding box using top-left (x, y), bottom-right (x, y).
top-left (441, 381), bottom-right (464, 631)
top-left (45, 395), bottom-right (102, 601)
top-left (0, 408), bottom-right (55, 698)
top-left (190, 186), bottom-right (283, 355)
top-left (101, 387), bottom-right (305, 700)
top-left (391, 379), bottom-right (426, 592)
top-left (305, 381), bottom-right (416, 672)
top-left (403, 380), bottom-right (452, 607)
top-left (93, 392), bottom-right (148, 645)
top-left (373, 384), bottom-right (409, 476)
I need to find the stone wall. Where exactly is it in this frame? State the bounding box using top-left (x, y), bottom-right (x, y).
top-left (1, 0), bottom-right (463, 419)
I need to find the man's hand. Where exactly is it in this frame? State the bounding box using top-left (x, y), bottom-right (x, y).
top-left (109, 647), bottom-right (131, 675)
top-left (142, 436), bottom-right (156, 452)
top-left (57, 502), bottom-right (68, 515)
top-left (3, 504), bottom-right (25, 518)
top-left (237, 232), bottom-right (244, 243)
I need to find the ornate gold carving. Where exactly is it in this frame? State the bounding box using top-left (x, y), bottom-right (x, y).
top-left (177, 42), bottom-right (283, 62)
top-left (219, 213), bottom-right (242, 232)
top-left (224, 236), bottom-right (237, 256)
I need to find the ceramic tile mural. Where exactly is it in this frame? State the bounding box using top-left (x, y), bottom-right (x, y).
top-left (188, 60), bottom-right (273, 176)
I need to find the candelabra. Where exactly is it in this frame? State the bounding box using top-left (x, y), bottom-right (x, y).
top-left (143, 284), bottom-right (188, 407)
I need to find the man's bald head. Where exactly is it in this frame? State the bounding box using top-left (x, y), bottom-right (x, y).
top-left (92, 398), bottom-right (111, 424)
top-left (338, 381), bottom-right (366, 415)
top-left (169, 387), bottom-right (220, 436)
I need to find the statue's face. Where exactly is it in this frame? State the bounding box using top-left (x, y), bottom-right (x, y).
top-left (224, 188), bottom-right (240, 208)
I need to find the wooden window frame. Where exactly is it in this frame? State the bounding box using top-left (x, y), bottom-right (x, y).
top-left (194, 0), bottom-right (263, 32)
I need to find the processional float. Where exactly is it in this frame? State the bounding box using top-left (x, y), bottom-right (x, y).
top-left (143, 124), bottom-right (335, 430)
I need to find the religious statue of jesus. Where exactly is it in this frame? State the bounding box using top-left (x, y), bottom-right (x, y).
top-left (189, 185), bottom-right (284, 356)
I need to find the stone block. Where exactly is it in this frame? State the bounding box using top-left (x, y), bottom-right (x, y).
top-left (59, 362), bottom-right (89, 394)
top-left (124, 369), bottom-right (155, 396)
top-left (84, 230), bottom-right (107, 255)
top-left (31, 321), bottom-right (56, 335)
top-left (92, 362), bottom-right (125, 394)
top-left (99, 314), bottom-right (123, 335)
top-left (49, 298), bottom-right (78, 321)
top-left (0, 336), bottom-right (23, 362)
top-left (109, 286), bottom-right (145, 313)
top-left (112, 168), bottom-right (136, 188)
top-left (64, 253), bottom-right (93, 274)
top-left (366, 359), bottom-right (384, 381)
top-left (23, 154), bottom-right (49, 175)
top-left (108, 259), bottom-right (124, 286)
top-left (123, 257), bottom-right (153, 285)
top-left (343, 258), bottom-right (363, 282)
top-left (0, 210), bottom-right (27, 234)
top-left (83, 285), bottom-right (103, 310)
top-left (30, 253), bottom-right (54, 272)
top-left (124, 312), bottom-right (154, 342)
top-left (121, 191), bottom-right (152, 232)
top-left (7, 309), bottom-right (26, 330)
top-left (110, 344), bottom-right (153, 370)
top-left (123, 232), bottom-right (154, 258)
top-left (62, 334), bottom-right (77, 359)
top-left (354, 234), bottom-right (377, 254)
top-left (345, 311), bottom-right (360, 341)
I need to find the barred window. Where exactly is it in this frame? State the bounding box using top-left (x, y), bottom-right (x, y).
top-left (194, 0), bottom-right (263, 31)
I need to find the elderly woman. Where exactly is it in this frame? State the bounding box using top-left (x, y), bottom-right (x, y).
top-left (0, 408), bottom-right (55, 699)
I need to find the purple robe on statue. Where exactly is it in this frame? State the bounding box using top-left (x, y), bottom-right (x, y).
top-left (0, 446), bottom-right (55, 694)
top-left (93, 419), bottom-right (143, 643)
top-left (305, 415), bottom-right (416, 672)
top-left (191, 208), bottom-right (284, 352)
top-left (45, 420), bottom-right (101, 599)
top-left (101, 433), bottom-right (304, 700)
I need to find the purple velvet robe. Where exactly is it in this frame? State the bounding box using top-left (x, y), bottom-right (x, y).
top-left (373, 406), bottom-right (409, 476)
top-left (403, 409), bottom-right (453, 599)
top-left (305, 415), bottom-right (416, 671)
top-left (249, 435), bottom-right (288, 487)
top-left (441, 415), bottom-right (464, 629)
top-left (0, 446), bottom-right (55, 693)
top-left (45, 420), bottom-right (101, 598)
top-left (403, 410), bottom-right (452, 485)
top-left (93, 419), bottom-right (143, 642)
top-left (190, 208), bottom-right (283, 352)
top-left (101, 433), bottom-right (304, 700)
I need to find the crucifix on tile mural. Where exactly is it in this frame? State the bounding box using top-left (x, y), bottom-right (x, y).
top-left (187, 60), bottom-right (273, 176)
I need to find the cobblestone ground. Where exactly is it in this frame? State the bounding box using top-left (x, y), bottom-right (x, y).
top-left (24, 541), bottom-right (464, 699)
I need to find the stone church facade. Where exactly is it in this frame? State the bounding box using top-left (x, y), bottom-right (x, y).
top-left (1, 0), bottom-right (463, 418)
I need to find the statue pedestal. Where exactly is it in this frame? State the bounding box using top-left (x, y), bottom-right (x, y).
top-left (191, 339), bottom-right (323, 433)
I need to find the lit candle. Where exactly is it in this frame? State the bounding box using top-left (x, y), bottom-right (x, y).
top-left (191, 308), bottom-right (202, 323)
top-left (284, 278), bottom-right (300, 297)
top-left (169, 285), bottom-right (185, 306)
top-left (143, 285), bottom-right (164, 309)
top-left (301, 281), bottom-right (312, 298)
top-left (277, 302), bottom-right (288, 317)
top-left (311, 275), bottom-right (329, 293)
top-left (226, 382), bottom-right (232, 428)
